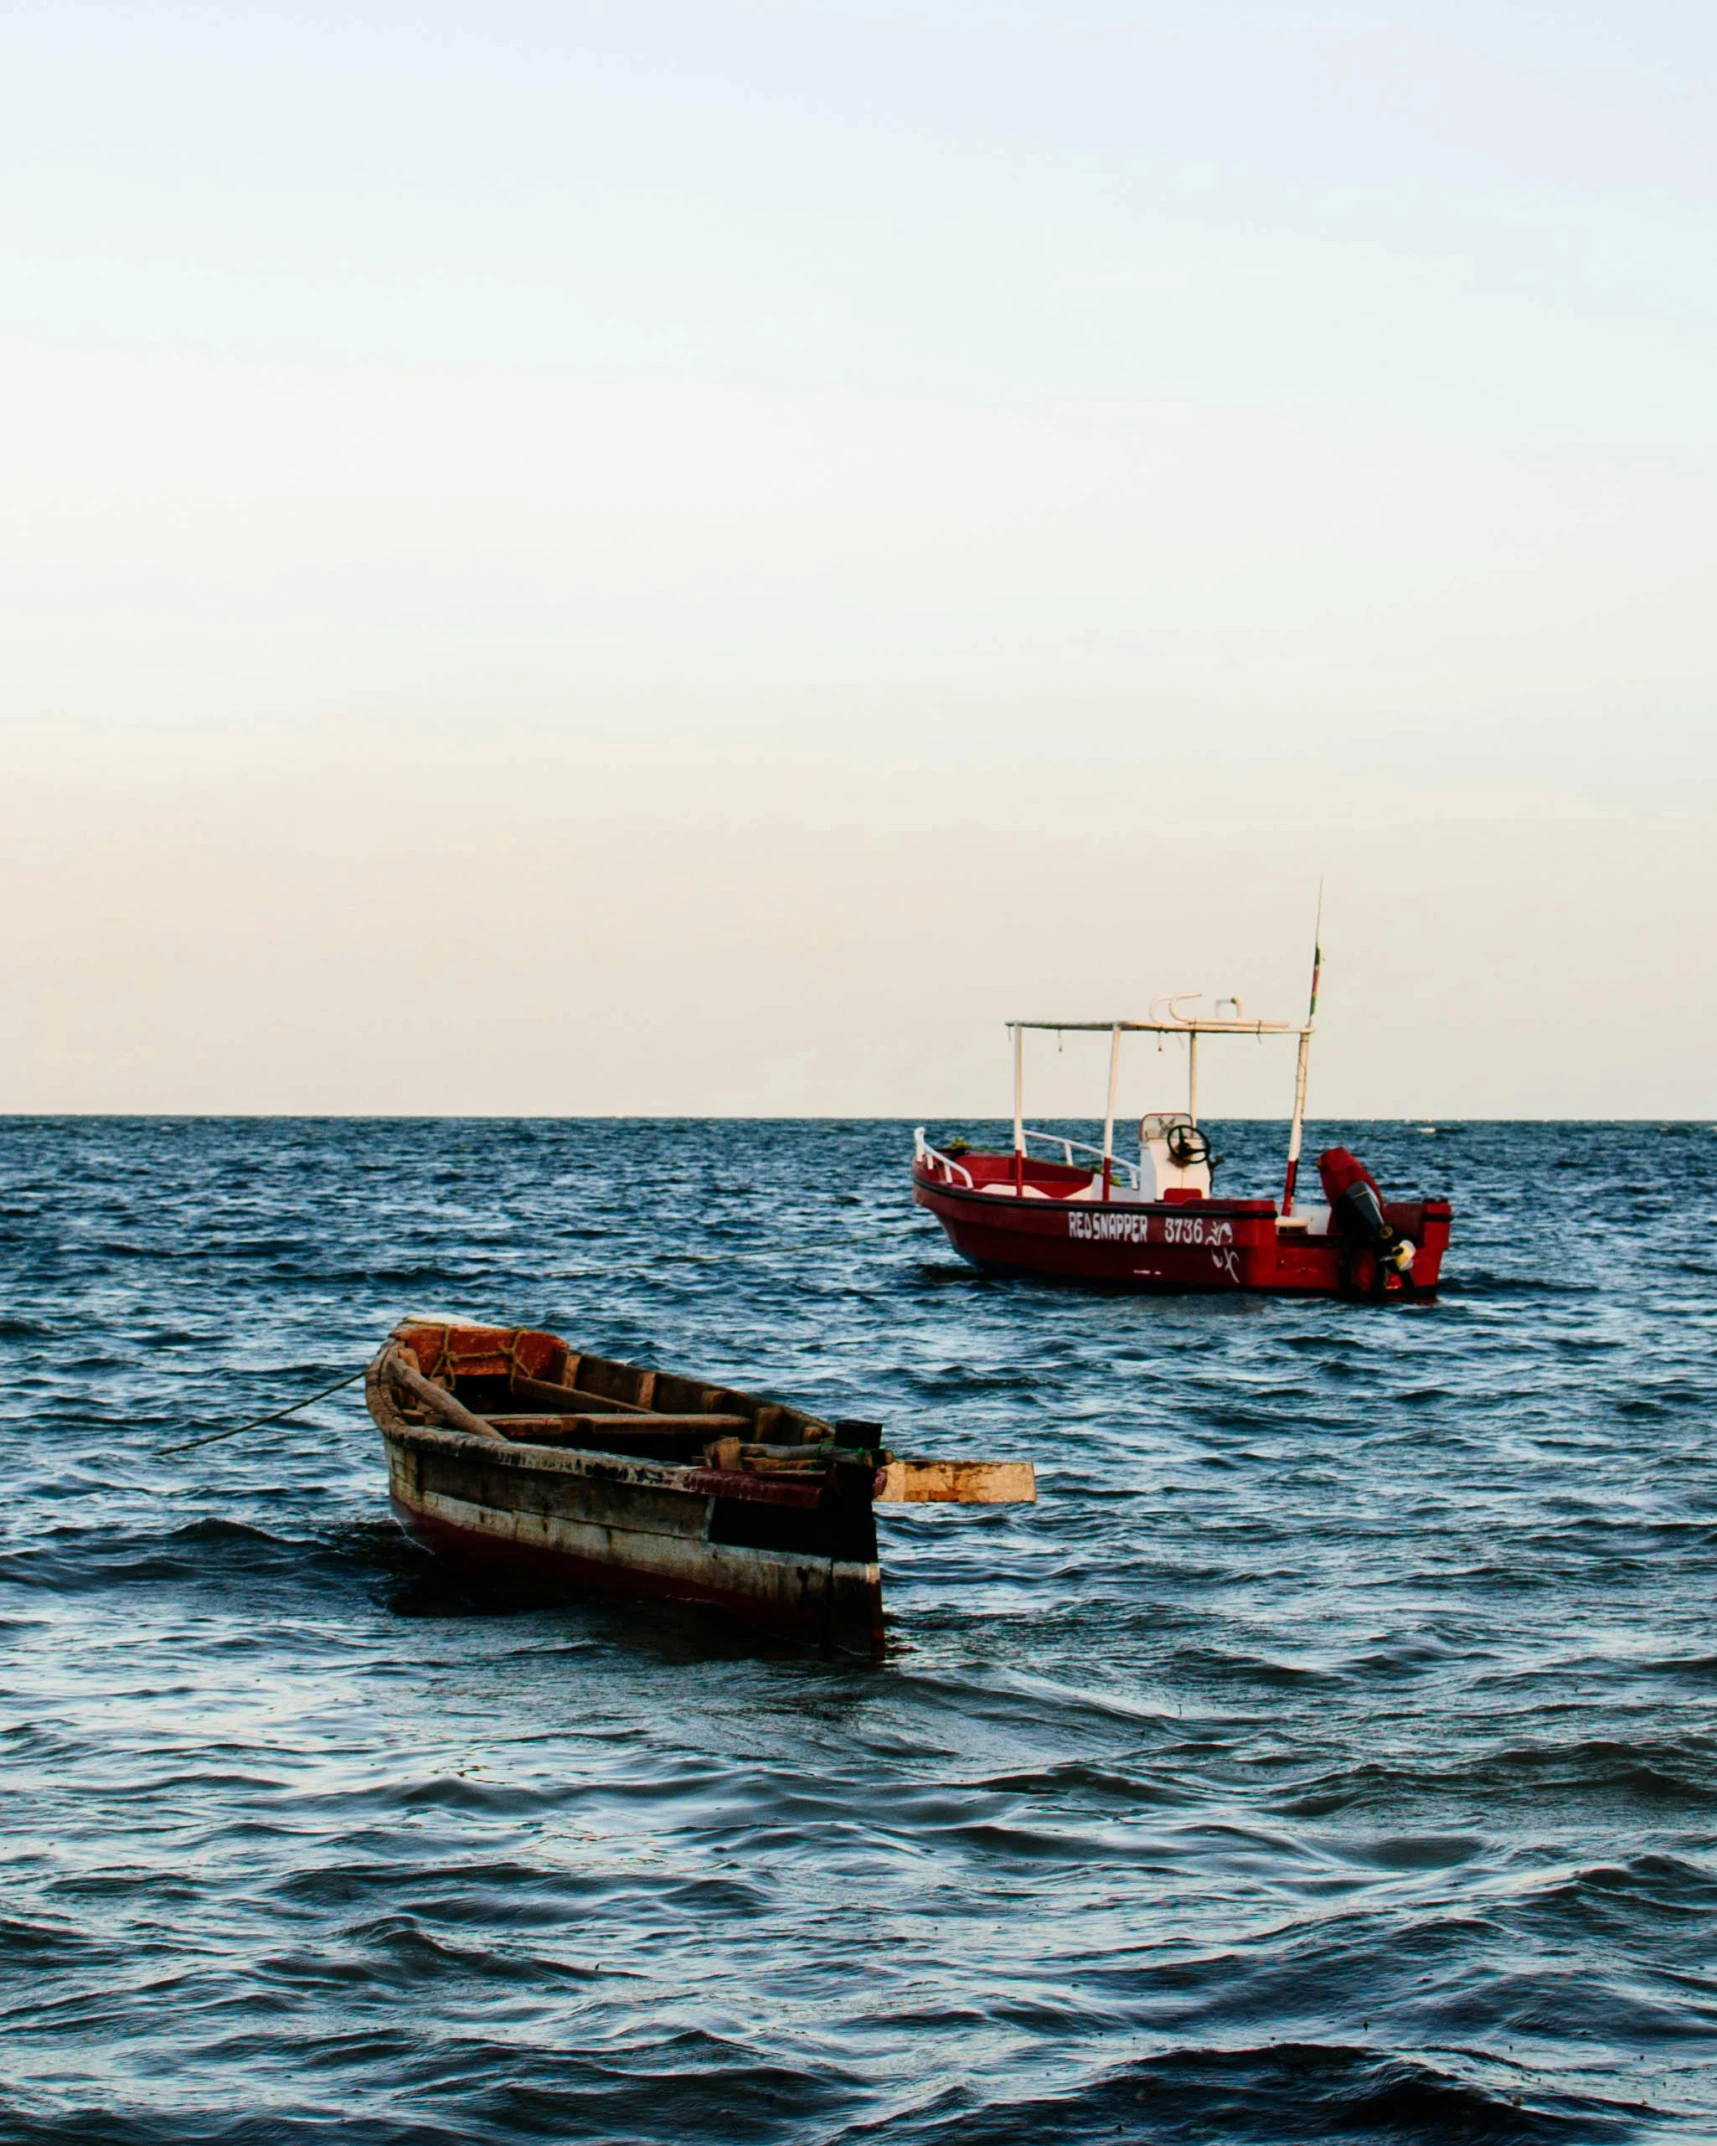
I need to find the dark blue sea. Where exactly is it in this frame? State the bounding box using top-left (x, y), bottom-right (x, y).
top-left (2, 1117), bottom-right (1714, 2144)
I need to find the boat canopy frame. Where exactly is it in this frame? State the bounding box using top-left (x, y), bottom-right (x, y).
top-left (1003, 938), bottom-right (1325, 1213)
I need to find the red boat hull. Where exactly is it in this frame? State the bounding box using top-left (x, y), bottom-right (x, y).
top-left (913, 1160), bottom-right (1449, 1297)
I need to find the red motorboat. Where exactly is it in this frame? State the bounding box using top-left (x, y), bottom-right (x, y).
top-left (912, 938), bottom-right (1449, 1299)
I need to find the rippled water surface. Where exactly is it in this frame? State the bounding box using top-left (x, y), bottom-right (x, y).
top-left (2, 1117), bottom-right (1715, 2144)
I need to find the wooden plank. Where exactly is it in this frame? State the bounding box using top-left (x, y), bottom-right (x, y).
top-left (387, 1351), bottom-right (508, 1441)
top-left (489, 1413), bottom-right (749, 1441)
top-left (509, 1372), bottom-right (655, 1415)
top-left (875, 1459), bottom-right (1036, 1504)
top-left (573, 1352), bottom-right (658, 1407)
top-left (507, 1373), bottom-right (831, 1442)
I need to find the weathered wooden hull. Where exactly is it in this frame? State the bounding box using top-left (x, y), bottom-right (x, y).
top-left (378, 1414), bottom-right (884, 1651)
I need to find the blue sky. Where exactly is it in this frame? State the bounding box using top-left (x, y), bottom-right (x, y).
top-left (7, 1), bottom-right (1713, 432)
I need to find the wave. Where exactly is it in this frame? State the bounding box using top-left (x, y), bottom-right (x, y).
top-left (853, 2045), bottom-right (1648, 2143)
top-left (2, 1119), bottom-right (1714, 2137)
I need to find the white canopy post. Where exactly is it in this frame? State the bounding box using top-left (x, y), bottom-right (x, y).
top-left (1187, 1031), bottom-right (1199, 1125)
top-left (1011, 1022), bottom-right (1025, 1195)
top-left (1101, 1023), bottom-right (1122, 1202)
top-left (1283, 1030), bottom-right (1312, 1214)
top-left (1281, 901), bottom-right (1323, 1214)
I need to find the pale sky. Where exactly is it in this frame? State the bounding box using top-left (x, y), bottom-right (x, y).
top-left (2, 2), bottom-right (1713, 1115)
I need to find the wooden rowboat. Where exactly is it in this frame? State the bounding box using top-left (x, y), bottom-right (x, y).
top-left (366, 1321), bottom-right (1035, 1652)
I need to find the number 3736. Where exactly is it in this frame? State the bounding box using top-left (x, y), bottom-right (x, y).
top-left (1162, 1215), bottom-right (1233, 1246)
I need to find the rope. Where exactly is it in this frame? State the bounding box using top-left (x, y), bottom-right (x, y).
top-left (154, 1367), bottom-right (368, 1458)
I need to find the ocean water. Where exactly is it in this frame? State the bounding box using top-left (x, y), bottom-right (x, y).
top-left (1, 1116), bottom-right (1714, 2144)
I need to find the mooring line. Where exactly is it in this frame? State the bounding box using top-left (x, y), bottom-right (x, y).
top-left (154, 1367), bottom-right (367, 1458)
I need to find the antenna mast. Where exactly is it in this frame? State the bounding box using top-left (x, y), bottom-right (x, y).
top-left (1281, 888), bottom-right (1323, 1215)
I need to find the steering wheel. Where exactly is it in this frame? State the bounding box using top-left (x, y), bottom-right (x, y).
top-left (1164, 1123), bottom-right (1212, 1169)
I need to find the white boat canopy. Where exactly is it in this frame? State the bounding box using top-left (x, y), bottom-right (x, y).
top-left (1006, 952), bottom-right (1323, 1213)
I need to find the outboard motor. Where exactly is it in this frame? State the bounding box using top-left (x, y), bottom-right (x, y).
top-left (1318, 1147), bottom-right (1415, 1291)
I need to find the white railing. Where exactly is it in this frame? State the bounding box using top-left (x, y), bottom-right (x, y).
top-left (915, 1125), bottom-right (1143, 1193)
top-left (1021, 1127), bottom-right (1142, 1190)
top-left (913, 1127), bottom-right (974, 1187)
